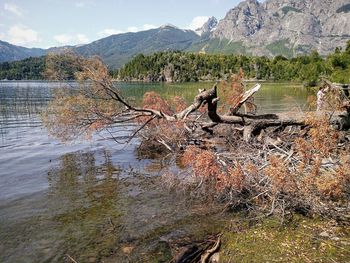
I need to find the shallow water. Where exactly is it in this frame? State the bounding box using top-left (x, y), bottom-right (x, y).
top-left (0, 81), bottom-right (313, 262)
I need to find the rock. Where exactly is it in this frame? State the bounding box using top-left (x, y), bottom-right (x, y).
top-left (210, 252), bottom-right (220, 263)
top-left (319, 231), bottom-right (330, 238)
top-left (210, 0), bottom-right (350, 56)
top-left (121, 245), bottom-right (135, 254)
top-left (196, 17), bottom-right (218, 36)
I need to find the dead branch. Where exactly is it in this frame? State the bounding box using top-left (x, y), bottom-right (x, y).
top-left (44, 54), bottom-right (350, 144)
top-left (200, 236), bottom-right (221, 263)
top-left (230, 84), bottom-right (261, 114)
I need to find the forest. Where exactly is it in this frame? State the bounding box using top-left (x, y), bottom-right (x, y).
top-left (116, 41), bottom-right (350, 86)
top-left (1, 41), bottom-right (350, 87)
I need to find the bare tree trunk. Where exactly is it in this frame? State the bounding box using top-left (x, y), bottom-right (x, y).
top-left (100, 78), bottom-right (350, 142)
top-left (198, 84), bottom-right (350, 141)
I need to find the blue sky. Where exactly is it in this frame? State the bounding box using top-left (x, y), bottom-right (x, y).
top-left (0, 0), bottom-right (243, 48)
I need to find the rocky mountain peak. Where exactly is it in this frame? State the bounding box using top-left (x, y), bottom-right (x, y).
top-left (1, 0), bottom-right (349, 65)
top-left (195, 16), bottom-right (218, 36)
top-left (212, 0), bottom-right (265, 40)
top-left (210, 0), bottom-right (350, 56)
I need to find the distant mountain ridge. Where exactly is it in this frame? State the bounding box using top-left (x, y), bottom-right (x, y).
top-left (1, 0), bottom-right (349, 68)
top-left (0, 26), bottom-right (199, 68)
top-left (75, 25), bottom-right (199, 68)
top-left (0, 40), bottom-right (45, 62)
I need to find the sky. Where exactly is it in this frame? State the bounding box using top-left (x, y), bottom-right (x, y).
top-left (0, 0), bottom-right (243, 49)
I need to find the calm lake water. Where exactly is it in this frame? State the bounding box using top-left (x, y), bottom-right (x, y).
top-left (0, 81), bottom-right (313, 262)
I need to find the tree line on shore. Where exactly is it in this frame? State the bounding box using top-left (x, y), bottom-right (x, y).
top-left (1, 40), bottom-right (349, 86)
top-left (116, 41), bottom-right (350, 86)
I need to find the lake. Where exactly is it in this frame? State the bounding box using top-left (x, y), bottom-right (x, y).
top-left (0, 81), bottom-right (313, 262)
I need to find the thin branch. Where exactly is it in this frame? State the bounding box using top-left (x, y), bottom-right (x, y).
top-left (127, 115), bottom-right (157, 143)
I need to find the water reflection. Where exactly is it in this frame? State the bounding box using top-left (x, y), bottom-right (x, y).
top-left (0, 82), bottom-right (53, 140)
top-left (47, 150), bottom-right (124, 262)
top-left (119, 81), bottom-right (314, 113)
top-left (0, 148), bottom-right (228, 263)
top-left (0, 81), bottom-right (314, 262)
top-left (0, 149), bottom-right (126, 262)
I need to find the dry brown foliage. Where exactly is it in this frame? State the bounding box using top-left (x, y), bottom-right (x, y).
top-left (142, 91), bottom-right (173, 116)
top-left (217, 69), bottom-right (256, 114)
top-left (167, 112), bottom-right (350, 218)
top-left (43, 54), bottom-right (123, 141)
top-left (43, 54), bottom-right (350, 219)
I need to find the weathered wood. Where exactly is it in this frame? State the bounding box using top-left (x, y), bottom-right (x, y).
top-left (199, 84), bottom-right (350, 141)
top-left (104, 80), bottom-right (350, 142)
top-left (230, 84), bottom-right (261, 114)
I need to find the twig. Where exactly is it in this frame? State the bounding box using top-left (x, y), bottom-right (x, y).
top-left (66, 254), bottom-right (78, 263)
top-left (200, 236), bottom-right (221, 263)
top-left (157, 138), bottom-right (174, 152)
top-left (127, 115), bottom-right (157, 143)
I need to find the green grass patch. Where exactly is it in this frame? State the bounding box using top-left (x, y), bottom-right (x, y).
top-left (336, 4), bottom-right (350, 13)
top-left (188, 38), bottom-right (248, 55)
top-left (282, 6), bottom-right (302, 15)
top-left (221, 216), bottom-right (350, 262)
top-left (266, 39), bottom-right (294, 58)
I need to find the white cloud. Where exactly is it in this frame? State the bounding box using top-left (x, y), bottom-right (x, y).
top-left (187, 16), bottom-right (209, 30)
top-left (6, 25), bottom-right (41, 46)
top-left (4, 3), bottom-right (23, 16)
top-left (54, 34), bottom-right (73, 45)
top-left (126, 25), bottom-right (157, 32)
top-left (127, 26), bottom-right (138, 33)
top-left (98, 28), bottom-right (124, 37)
top-left (54, 33), bottom-right (90, 45)
top-left (97, 24), bottom-right (158, 38)
top-left (77, 34), bottom-right (89, 44)
top-left (143, 24), bottom-right (157, 30)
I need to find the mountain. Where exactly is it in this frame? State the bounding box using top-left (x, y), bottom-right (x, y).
top-left (84, 0), bottom-right (349, 62)
top-left (197, 0), bottom-right (350, 57)
top-left (0, 26), bottom-right (199, 68)
top-left (195, 16), bottom-right (218, 37)
top-left (1, 0), bottom-right (349, 67)
top-left (0, 40), bottom-right (46, 62)
top-left (75, 25), bottom-right (199, 68)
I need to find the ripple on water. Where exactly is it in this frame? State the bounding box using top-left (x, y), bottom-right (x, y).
top-left (0, 81), bottom-right (314, 262)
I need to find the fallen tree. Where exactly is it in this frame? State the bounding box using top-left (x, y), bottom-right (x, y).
top-left (43, 55), bottom-right (350, 262)
top-left (43, 54), bottom-right (350, 146)
top-left (43, 54), bottom-right (350, 212)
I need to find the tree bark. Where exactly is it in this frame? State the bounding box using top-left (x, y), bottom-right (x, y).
top-left (198, 84), bottom-right (350, 141)
top-left (105, 80), bottom-right (350, 142)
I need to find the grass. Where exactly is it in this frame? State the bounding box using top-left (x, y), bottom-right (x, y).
top-left (266, 39), bottom-right (294, 58)
top-left (221, 216), bottom-right (350, 262)
top-left (188, 39), bottom-right (248, 55)
top-left (336, 4), bottom-right (350, 14)
top-left (282, 6), bottom-right (302, 15)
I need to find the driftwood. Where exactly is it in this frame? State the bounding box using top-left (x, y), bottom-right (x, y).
top-left (149, 83), bottom-right (350, 142)
top-left (92, 75), bottom-right (350, 142)
top-left (45, 55), bottom-right (350, 145)
top-left (172, 235), bottom-right (221, 263)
